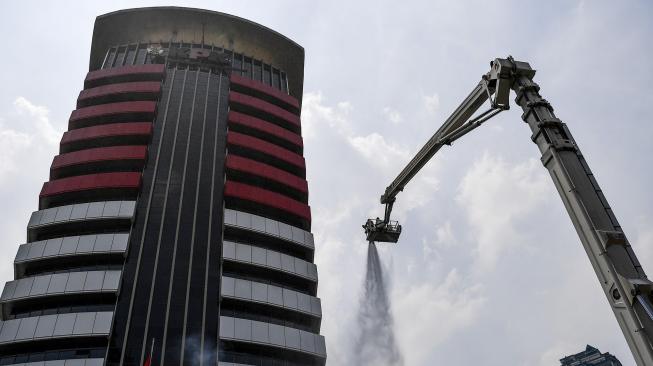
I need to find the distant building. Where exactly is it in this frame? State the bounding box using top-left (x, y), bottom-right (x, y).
top-left (560, 345), bottom-right (622, 366)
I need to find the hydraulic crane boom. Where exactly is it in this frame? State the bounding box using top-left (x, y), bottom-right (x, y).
top-left (363, 58), bottom-right (519, 242)
top-left (363, 57), bottom-right (653, 365)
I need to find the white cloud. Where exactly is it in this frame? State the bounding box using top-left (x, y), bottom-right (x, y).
top-left (456, 153), bottom-right (552, 272)
top-left (630, 216), bottom-right (653, 281)
top-left (0, 127), bottom-right (32, 180)
top-left (13, 97), bottom-right (61, 145)
top-left (0, 97), bottom-right (61, 184)
top-left (302, 92), bottom-right (371, 364)
top-left (537, 343), bottom-right (578, 366)
top-left (382, 107), bottom-right (403, 124)
top-left (347, 132), bottom-right (443, 225)
top-left (301, 91), bottom-right (353, 140)
top-left (0, 97), bottom-right (60, 182)
top-left (0, 97), bottom-right (62, 284)
top-left (394, 268), bottom-right (486, 365)
top-left (422, 220), bottom-right (457, 262)
top-left (348, 133), bottom-right (410, 172)
top-left (303, 92), bottom-right (410, 173)
top-left (391, 163), bottom-right (441, 223)
top-left (423, 93), bottom-right (440, 115)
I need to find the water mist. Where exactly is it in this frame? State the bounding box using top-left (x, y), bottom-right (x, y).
top-left (354, 243), bottom-right (403, 366)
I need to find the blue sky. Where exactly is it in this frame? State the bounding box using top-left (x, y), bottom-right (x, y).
top-left (1, 1), bottom-right (652, 365)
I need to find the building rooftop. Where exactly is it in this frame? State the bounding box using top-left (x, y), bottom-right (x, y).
top-left (560, 345), bottom-right (622, 366)
top-left (90, 7), bottom-right (305, 100)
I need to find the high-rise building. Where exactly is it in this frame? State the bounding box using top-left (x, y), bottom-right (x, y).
top-left (0, 7), bottom-right (325, 366)
top-left (560, 345), bottom-right (622, 366)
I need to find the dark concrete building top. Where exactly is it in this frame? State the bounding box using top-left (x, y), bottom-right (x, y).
top-left (560, 345), bottom-right (622, 366)
top-left (90, 7), bottom-right (305, 101)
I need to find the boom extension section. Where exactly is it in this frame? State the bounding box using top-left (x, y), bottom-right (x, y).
top-left (363, 56), bottom-right (653, 365)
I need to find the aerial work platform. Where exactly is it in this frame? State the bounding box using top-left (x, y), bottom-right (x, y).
top-left (363, 218), bottom-right (401, 243)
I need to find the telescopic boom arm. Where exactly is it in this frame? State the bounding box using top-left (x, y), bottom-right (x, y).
top-left (363, 57), bottom-right (653, 365)
top-left (380, 61), bottom-right (511, 206)
top-left (363, 57), bottom-right (519, 243)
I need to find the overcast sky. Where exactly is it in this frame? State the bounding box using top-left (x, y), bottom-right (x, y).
top-left (1, 1), bottom-right (652, 365)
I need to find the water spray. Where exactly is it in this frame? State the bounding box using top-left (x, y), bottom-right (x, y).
top-left (354, 242), bottom-right (403, 366)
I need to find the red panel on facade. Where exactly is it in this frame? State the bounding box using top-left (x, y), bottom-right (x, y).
top-left (60, 122), bottom-right (153, 145)
top-left (227, 132), bottom-right (305, 169)
top-left (228, 111), bottom-right (303, 149)
top-left (224, 181), bottom-right (311, 222)
top-left (230, 73), bottom-right (300, 110)
top-left (225, 155), bottom-right (308, 194)
top-left (84, 64), bottom-right (165, 88)
top-left (51, 145), bottom-right (148, 170)
top-left (229, 92), bottom-right (301, 129)
top-left (40, 172), bottom-right (142, 197)
top-left (69, 101), bottom-right (156, 129)
top-left (78, 81), bottom-right (161, 103)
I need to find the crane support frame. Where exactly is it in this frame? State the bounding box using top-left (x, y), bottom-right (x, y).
top-left (512, 72), bottom-right (653, 365)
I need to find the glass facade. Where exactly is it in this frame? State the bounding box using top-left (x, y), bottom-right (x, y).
top-left (107, 61), bottom-right (230, 365)
top-left (101, 43), bottom-right (290, 94)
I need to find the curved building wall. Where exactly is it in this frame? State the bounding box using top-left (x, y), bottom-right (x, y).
top-left (0, 6), bottom-right (324, 366)
top-left (0, 7), bottom-right (326, 366)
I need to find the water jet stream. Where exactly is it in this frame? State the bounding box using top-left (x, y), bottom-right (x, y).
top-left (354, 243), bottom-right (403, 366)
